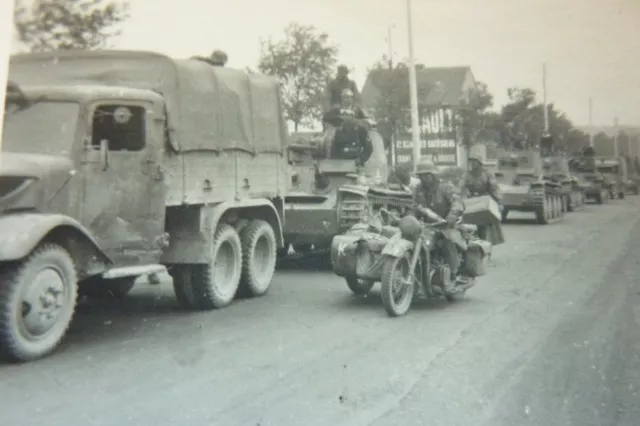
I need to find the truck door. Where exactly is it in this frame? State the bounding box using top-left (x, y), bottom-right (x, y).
top-left (82, 101), bottom-right (166, 267)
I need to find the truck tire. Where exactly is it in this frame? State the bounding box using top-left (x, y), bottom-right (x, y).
top-left (191, 224), bottom-right (243, 309)
top-left (170, 265), bottom-right (200, 309)
top-left (0, 243), bottom-right (78, 362)
top-left (239, 220), bottom-right (277, 297)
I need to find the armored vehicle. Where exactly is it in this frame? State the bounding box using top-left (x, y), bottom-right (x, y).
top-left (492, 149), bottom-right (565, 224)
top-left (1, 50), bottom-right (287, 361)
top-left (568, 155), bottom-right (608, 204)
top-left (541, 155), bottom-right (585, 211)
top-left (284, 127), bottom-right (413, 256)
top-left (595, 156), bottom-right (627, 199)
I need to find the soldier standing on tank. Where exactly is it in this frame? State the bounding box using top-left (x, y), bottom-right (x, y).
top-left (413, 159), bottom-right (466, 292)
top-left (324, 65), bottom-right (360, 111)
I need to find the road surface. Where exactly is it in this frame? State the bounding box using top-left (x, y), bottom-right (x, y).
top-left (1, 198), bottom-right (639, 426)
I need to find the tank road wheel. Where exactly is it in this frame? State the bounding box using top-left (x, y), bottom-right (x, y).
top-left (345, 277), bottom-right (375, 296)
top-left (555, 195), bottom-right (565, 220)
top-left (0, 244), bottom-right (78, 362)
top-left (535, 194), bottom-right (551, 225)
top-left (190, 224), bottom-right (243, 310)
top-left (239, 220), bottom-right (277, 298)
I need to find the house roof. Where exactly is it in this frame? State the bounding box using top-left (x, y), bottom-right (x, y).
top-left (361, 65), bottom-right (473, 110)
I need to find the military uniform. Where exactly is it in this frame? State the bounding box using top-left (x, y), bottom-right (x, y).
top-left (413, 160), bottom-right (465, 288)
top-left (459, 155), bottom-right (505, 245)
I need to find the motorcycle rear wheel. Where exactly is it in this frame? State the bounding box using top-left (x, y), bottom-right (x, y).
top-left (380, 255), bottom-right (414, 317)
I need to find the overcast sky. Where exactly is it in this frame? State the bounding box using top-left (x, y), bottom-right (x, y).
top-left (11, 0), bottom-right (640, 126)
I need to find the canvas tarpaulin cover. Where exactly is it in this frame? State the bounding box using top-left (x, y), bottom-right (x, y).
top-left (8, 50), bottom-right (286, 154)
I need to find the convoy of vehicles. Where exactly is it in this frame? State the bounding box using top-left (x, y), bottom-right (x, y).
top-left (1, 49), bottom-right (637, 363)
top-left (492, 149), bottom-right (565, 224)
top-left (1, 50), bottom-right (288, 361)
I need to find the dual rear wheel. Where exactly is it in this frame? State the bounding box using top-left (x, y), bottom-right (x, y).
top-left (171, 220), bottom-right (278, 310)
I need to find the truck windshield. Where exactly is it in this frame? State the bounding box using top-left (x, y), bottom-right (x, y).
top-left (2, 101), bottom-right (80, 156)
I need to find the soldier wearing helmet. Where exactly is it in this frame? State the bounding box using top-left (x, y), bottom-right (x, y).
top-left (191, 49), bottom-right (228, 67)
top-left (413, 158), bottom-right (466, 291)
top-left (324, 65), bottom-right (360, 112)
top-left (459, 152), bottom-right (502, 204)
top-left (458, 151), bottom-right (504, 244)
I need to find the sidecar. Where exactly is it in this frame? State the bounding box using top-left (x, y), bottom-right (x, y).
top-left (330, 222), bottom-right (399, 295)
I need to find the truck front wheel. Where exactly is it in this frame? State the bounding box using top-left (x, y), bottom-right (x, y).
top-left (239, 220), bottom-right (277, 297)
top-left (0, 243), bottom-right (78, 362)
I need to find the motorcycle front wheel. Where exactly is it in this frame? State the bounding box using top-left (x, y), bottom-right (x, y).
top-left (380, 254), bottom-right (415, 317)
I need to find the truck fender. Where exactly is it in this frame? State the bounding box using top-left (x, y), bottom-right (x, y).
top-left (202, 198), bottom-right (284, 247)
top-left (381, 235), bottom-right (414, 258)
top-left (0, 213), bottom-right (111, 276)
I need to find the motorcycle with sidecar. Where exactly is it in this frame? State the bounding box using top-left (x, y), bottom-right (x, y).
top-left (330, 206), bottom-right (492, 317)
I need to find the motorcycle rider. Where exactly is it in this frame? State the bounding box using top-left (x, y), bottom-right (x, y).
top-left (458, 152), bottom-right (503, 243)
top-left (413, 159), bottom-right (466, 292)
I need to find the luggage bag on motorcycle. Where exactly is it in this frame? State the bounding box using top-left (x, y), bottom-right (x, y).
top-left (462, 239), bottom-right (492, 277)
top-left (330, 225), bottom-right (391, 280)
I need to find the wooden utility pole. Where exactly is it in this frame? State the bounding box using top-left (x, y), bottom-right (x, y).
top-left (588, 97), bottom-right (594, 147)
top-left (406, 0), bottom-right (421, 171)
top-left (387, 26), bottom-right (396, 167)
top-left (613, 116), bottom-right (619, 158)
top-left (542, 63), bottom-right (549, 134)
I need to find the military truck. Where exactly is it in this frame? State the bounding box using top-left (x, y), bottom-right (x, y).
top-left (492, 149), bottom-right (564, 224)
top-left (283, 126), bottom-right (412, 257)
top-left (541, 155), bottom-right (585, 212)
top-left (1, 50), bottom-right (288, 362)
top-left (595, 156), bottom-right (627, 199)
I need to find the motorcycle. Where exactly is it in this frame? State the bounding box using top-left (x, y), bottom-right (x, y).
top-left (378, 207), bottom-right (492, 317)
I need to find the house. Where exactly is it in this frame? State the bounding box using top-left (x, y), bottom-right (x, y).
top-left (360, 65), bottom-right (478, 168)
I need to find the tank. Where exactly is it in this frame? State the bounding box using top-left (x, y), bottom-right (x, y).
top-left (492, 148), bottom-right (565, 224)
top-left (568, 154), bottom-right (610, 204)
top-left (282, 125), bottom-right (413, 257)
top-left (541, 155), bottom-right (586, 211)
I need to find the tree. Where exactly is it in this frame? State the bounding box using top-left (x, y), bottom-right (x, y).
top-left (14, 0), bottom-right (130, 52)
top-left (257, 22), bottom-right (339, 131)
top-left (366, 60), bottom-right (410, 149)
top-left (456, 81), bottom-right (495, 147)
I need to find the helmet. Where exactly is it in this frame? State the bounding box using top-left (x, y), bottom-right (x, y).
top-left (468, 153), bottom-right (484, 165)
top-left (337, 64), bottom-right (349, 75)
top-left (415, 159), bottom-right (439, 176)
top-left (210, 50), bottom-right (228, 65)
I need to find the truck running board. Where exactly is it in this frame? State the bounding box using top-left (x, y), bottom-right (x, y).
top-left (102, 264), bottom-right (167, 280)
